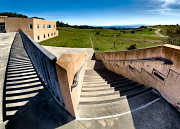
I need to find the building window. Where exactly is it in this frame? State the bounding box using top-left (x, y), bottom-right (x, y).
top-left (37, 36), bottom-right (40, 40)
top-left (44, 34), bottom-right (46, 38)
top-left (51, 33), bottom-right (53, 36)
top-left (43, 24), bottom-right (45, 28)
top-left (47, 24), bottom-right (51, 28)
top-left (48, 34), bottom-right (49, 37)
top-left (37, 24), bottom-right (40, 29)
top-left (29, 24), bottom-right (33, 29)
top-left (54, 32), bottom-right (56, 35)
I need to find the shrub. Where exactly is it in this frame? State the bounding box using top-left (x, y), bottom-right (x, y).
top-left (131, 31), bottom-right (135, 34)
top-left (127, 44), bottom-right (136, 50)
top-left (95, 31), bottom-right (100, 35)
top-left (95, 47), bottom-right (99, 50)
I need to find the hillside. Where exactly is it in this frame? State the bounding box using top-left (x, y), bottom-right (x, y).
top-left (40, 27), bottom-right (166, 52)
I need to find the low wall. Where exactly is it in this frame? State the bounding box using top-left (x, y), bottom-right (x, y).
top-left (0, 33), bottom-right (16, 128)
top-left (56, 53), bottom-right (86, 116)
top-left (19, 31), bottom-right (64, 107)
top-left (96, 44), bottom-right (180, 111)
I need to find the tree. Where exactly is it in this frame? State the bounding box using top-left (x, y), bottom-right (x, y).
top-left (0, 12), bottom-right (28, 18)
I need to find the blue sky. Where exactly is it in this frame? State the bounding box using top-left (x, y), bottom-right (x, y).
top-left (1, 0), bottom-right (180, 25)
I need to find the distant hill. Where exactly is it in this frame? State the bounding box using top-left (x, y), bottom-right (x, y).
top-left (102, 25), bottom-right (147, 29)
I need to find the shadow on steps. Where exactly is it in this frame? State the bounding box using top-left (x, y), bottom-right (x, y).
top-left (5, 88), bottom-right (74, 129)
top-left (92, 60), bottom-right (180, 129)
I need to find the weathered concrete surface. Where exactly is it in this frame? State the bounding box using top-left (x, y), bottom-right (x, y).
top-left (95, 44), bottom-right (180, 111)
top-left (0, 32), bottom-right (15, 128)
top-left (56, 54), bottom-right (86, 116)
top-left (42, 46), bottom-right (94, 116)
top-left (42, 46), bottom-right (94, 60)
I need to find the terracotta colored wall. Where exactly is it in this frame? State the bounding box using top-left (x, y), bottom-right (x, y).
top-left (1, 17), bottom-right (58, 42)
top-left (33, 18), bottom-right (58, 42)
top-left (5, 17), bottom-right (34, 39)
top-left (56, 53), bottom-right (86, 116)
top-left (95, 44), bottom-right (180, 111)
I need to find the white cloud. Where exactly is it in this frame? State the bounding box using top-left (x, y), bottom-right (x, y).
top-left (159, 0), bottom-right (180, 7)
top-left (147, 0), bottom-right (180, 16)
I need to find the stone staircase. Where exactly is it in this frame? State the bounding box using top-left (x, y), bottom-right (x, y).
top-left (4, 33), bottom-right (44, 121)
top-left (4, 33), bottom-right (73, 129)
top-left (78, 61), bottom-right (158, 118)
top-left (71, 60), bottom-right (180, 129)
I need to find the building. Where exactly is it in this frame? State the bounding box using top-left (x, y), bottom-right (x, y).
top-left (0, 16), bottom-right (58, 42)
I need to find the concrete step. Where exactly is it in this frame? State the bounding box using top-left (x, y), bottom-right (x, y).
top-left (81, 89), bottom-right (117, 96)
top-left (79, 97), bottom-right (130, 118)
top-left (59, 113), bottom-right (135, 129)
top-left (79, 93), bottom-right (121, 103)
top-left (7, 72), bottom-right (37, 79)
top-left (7, 67), bottom-right (34, 72)
top-left (83, 78), bottom-right (105, 82)
top-left (81, 87), bottom-right (114, 92)
top-left (82, 86), bottom-right (114, 91)
top-left (7, 64), bottom-right (33, 69)
top-left (83, 80), bottom-right (107, 84)
top-left (6, 78), bottom-right (40, 85)
top-left (7, 71), bottom-right (36, 77)
top-left (6, 82), bottom-right (42, 89)
top-left (6, 75), bottom-right (38, 82)
top-left (5, 92), bottom-right (39, 101)
top-left (6, 85), bottom-right (43, 94)
top-left (83, 82), bottom-right (108, 86)
top-left (114, 84), bottom-right (144, 92)
top-left (82, 85), bottom-right (111, 90)
top-left (7, 69), bottom-right (35, 74)
top-left (83, 76), bottom-right (104, 80)
top-left (79, 90), bottom-right (160, 118)
top-left (8, 60), bottom-right (31, 64)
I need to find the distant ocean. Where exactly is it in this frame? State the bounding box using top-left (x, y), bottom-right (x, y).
top-left (98, 25), bottom-right (147, 29)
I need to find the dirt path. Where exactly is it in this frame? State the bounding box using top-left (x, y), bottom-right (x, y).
top-left (155, 29), bottom-right (168, 38)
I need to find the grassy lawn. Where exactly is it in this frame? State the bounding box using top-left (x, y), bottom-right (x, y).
top-left (40, 27), bottom-right (166, 52)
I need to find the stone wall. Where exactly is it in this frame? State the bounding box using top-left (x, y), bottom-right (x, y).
top-left (56, 53), bottom-right (86, 116)
top-left (95, 44), bottom-right (180, 111)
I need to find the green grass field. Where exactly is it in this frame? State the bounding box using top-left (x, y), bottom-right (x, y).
top-left (40, 27), bottom-right (167, 52)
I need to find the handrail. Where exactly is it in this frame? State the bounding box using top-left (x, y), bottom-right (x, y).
top-left (104, 57), bottom-right (173, 65)
top-left (19, 30), bottom-right (64, 106)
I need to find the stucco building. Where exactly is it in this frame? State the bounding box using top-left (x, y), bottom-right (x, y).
top-left (0, 16), bottom-right (58, 42)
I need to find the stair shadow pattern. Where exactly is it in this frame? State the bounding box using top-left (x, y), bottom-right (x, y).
top-left (3, 33), bottom-right (74, 129)
top-left (91, 60), bottom-right (180, 129)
